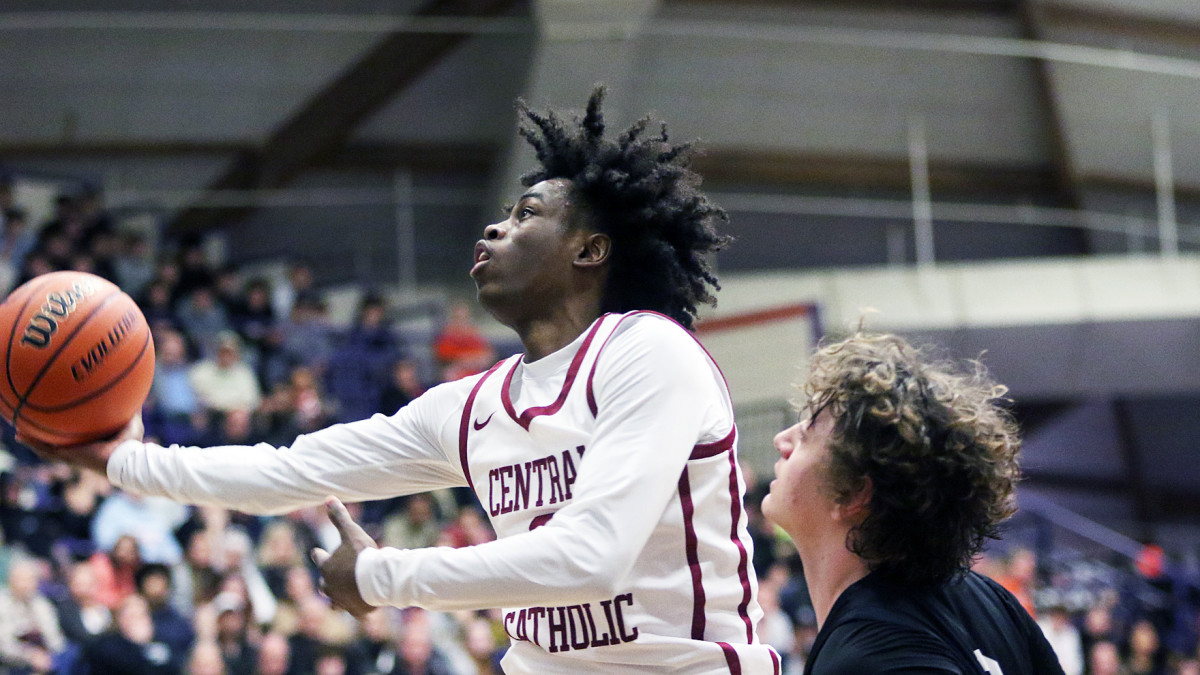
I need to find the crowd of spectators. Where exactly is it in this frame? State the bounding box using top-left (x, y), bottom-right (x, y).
top-left (0, 182), bottom-right (1198, 674)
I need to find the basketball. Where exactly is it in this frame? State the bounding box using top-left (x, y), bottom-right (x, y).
top-left (0, 271), bottom-right (155, 446)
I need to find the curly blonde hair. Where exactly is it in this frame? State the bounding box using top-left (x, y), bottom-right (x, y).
top-left (801, 333), bottom-right (1021, 585)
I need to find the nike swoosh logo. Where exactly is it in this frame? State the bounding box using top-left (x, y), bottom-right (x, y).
top-left (473, 412), bottom-right (495, 431)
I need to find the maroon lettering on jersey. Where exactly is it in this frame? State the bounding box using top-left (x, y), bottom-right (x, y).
top-left (502, 593), bottom-right (639, 654)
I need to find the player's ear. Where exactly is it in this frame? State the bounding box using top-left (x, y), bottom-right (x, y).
top-left (835, 477), bottom-right (872, 523)
top-left (573, 232), bottom-right (611, 269)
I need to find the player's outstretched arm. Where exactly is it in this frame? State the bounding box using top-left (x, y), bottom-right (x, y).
top-left (18, 414), bottom-right (144, 474)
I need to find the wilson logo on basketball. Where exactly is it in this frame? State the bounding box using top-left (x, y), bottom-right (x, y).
top-left (70, 309), bottom-right (138, 382)
top-left (19, 281), bottom-right (97, 349)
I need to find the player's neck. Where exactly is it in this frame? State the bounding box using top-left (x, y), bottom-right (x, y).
top-left (801, 537), bottom-right (871, 630)
top-left (512, 295), bottom-right (603, 362)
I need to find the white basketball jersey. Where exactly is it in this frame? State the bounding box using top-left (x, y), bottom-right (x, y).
top-left (458, 312), bottom-right (780, 673)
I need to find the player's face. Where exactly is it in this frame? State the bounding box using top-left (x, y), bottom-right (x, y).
top-left (761, 411), bottom-right (839, 545)
top-left (471, 178), bottom-right (589, 319)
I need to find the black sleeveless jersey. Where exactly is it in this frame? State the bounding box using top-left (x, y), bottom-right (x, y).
top-left (804, 570), bottom-right (1064, 675)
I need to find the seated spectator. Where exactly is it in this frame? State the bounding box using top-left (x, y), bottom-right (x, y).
top-left (231, 277), bottom-right (277, 361)
top-left (55, 561), bottom-right (112, 647)
top-left (325, 294), bottom-right (404, 423)
top-left (0, 558), bottom-right (66, 674)
top-left (257, 632), bottom-right (291, 675)
top-left (91, 490), bottom-right (187, 566)
top-left (89, 534), bottom-right (142, 610)
top-left (139, 279), bottom-right (181, 334)
top-left (432, 302), bottom-right (495, 382)
top-left (113, 231), bottom-right (156, 299)
top-left (272, 260), bottom-right (317, 322)
top-left (187, 640), bottom-right (227, 675)
top-left (436, 506), bottom-right (494, 549)
top-left (136, 563), bottom-right (194, 671)
top-left (381, 494), bottom-right (440, 551)
top-left (1039, 601), bottom-right (1084, 675)
top-left (286, 366), bottom-right (334, 434)
top-left (389, 609), bottom-right (455, 675)
top-left (1088, 640), bottom-right (1124, 675)
top-left (177, 285), bottom-right (231, 359)
top-left (995, 547), bottom-right (1039, 619)
top-left (83, 595), bottom-right (180, 675)
top-left (172, 528), bottom-right (223, 616)
top-left (348, 609), bottom-right (399, 675)
top-left (378, 359), bottom-right (426, 415)
top-left (257, 520), bottom-right (305, 601)
top-left (1127, 619), bottom-right (1166, 675)
top-left (189, 332), bottom-right (263, 415)
top-left (0, 208), bottom-right (35, 293)
top-left (144, 328), bottom-right (203, 446)
top-left (287, 598), bottom-right (337, 675)
top-left (211, 592), bottom-right (256, 675)
top-left (462, 615), bottom-right (504, 675)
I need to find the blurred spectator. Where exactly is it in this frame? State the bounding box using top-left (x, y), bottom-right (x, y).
top-left (349, 610), bottom-right (398, 675)
top-left (89, 534), bottom-right (142, 610)
top-left (286, 598), bottom-right (335, 675)
top-left (174, 239), bottom-right (216, 302)
top-left (86, 228), bottom-right (120, 282)
top-left (55, 560), bottom-right (112, 647)
top-left (1039, 601), bottom-right (1084, 675)
top-left (288, 366), bottom-right (334, 433)
top-left (1128, 618), bottom-right (1167, 675)
top-left (92, 490), bottom-right (187, 565)
top-left (756, 563), bottom-right (796, 672)
top-left (189, 332), bottom-right (263, 415)
top-left (177, 285), bottom-right (232, 360)
top-left (1082, 602), bottom-right (1121, 664)
top-left (211, 592), bottom-right (256, 675)
top-left (435, 506), bottom-right (493, 550)
top-left (257, 632), bottom-right (291, 675)
top-left (145, 328), bottom-right (203, 446)
top-left (232, 277), bottom-right (277, 358)
top-left (188, 640), bottom-right (228, 675)
top-left (272, 261), bottom-right (316, 322)
top-left (15, 251), bottom-right (55, 287)
top-left (378, 359), bottom-right (426, 415)
top-left (996, 547), bottom-right (1039, 619)
top-left (388, 610), bottom-right (454, 675)
top-left (315, 646), bottom-right (350, 675)
top-left (278, 297), bottom-right (337, 381)
top-left (136, 563), bottom-right (195, 670)
top-left (114, 231), bottom-right (156, 299)
top-left (432, 302), bottom-right (495, 382)
top-left (257, 520), bottom-right (305, 601)
top-left (0, 558), bottom-right (65, 674)
top-left (173, 528), bottom-right (223, 616)
top-left (462, 616), bottom-right (503, 675)
top-left (83, 595), bottom-right (180, 675)
top-left (0, 208), bottom-right (34, 293)
top-left (381, 495), bottom-right (440, 552)
top-left (326, 294), bottom-right (404, 423)
top-left (1088, 640), bottom-right (1126, 675)
top-left (140, 279), bottom-right (181, 334)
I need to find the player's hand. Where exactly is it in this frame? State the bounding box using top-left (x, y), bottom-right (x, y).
top-left (16, 413), bottom-right (144, 475)
top-left (312, 497), bottom-right (378, 619)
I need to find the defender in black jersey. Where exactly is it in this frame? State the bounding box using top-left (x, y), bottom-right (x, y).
top-left (762, 334), bottom-right (1064, 675)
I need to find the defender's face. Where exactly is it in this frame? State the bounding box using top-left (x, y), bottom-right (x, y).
top-left (762, 411), bottom-right (838, 543)
top-left (471, 178), bottom-right (585, 314)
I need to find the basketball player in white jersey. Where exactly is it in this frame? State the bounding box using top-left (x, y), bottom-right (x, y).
top-left (26, 87), bottom-right (781, 673)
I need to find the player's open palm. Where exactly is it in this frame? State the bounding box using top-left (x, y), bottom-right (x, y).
top-left (17, 413), bottom-right (143, 474)
top-left (312, 497), bottom-right (378, 619)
